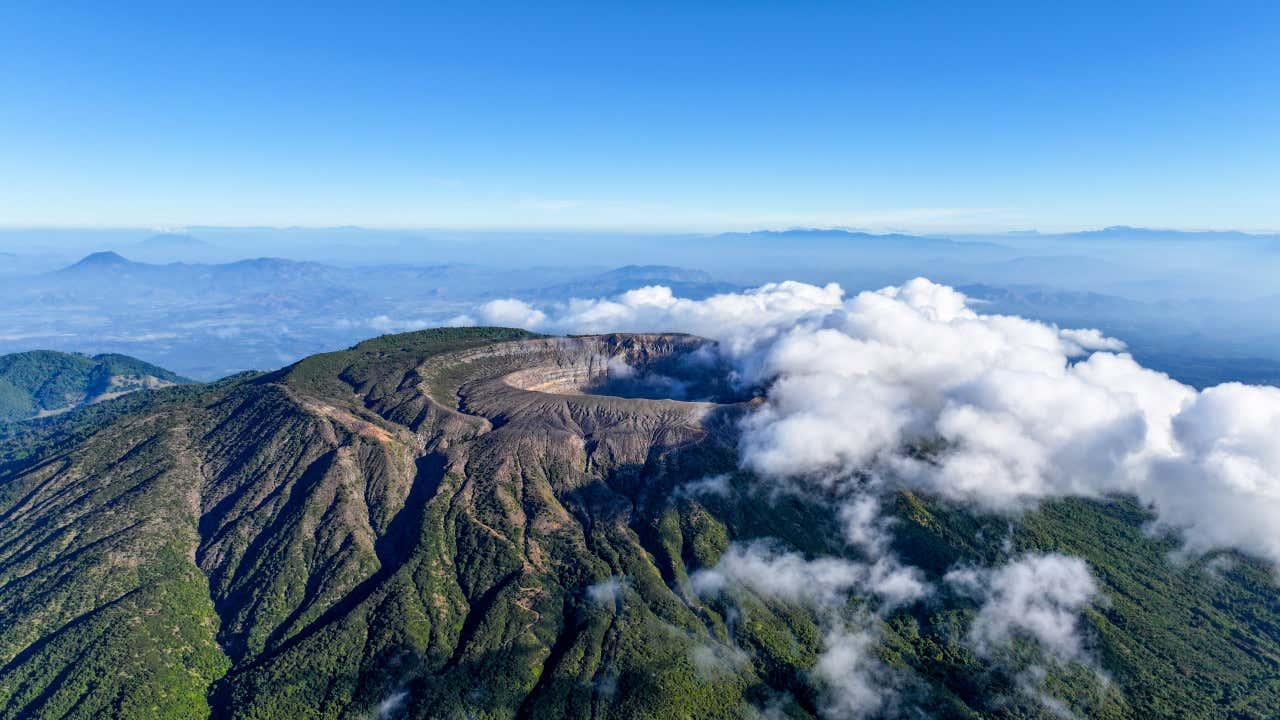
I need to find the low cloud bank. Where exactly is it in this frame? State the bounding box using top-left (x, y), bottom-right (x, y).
top-left (466, 277), bottom-right (1280, 567)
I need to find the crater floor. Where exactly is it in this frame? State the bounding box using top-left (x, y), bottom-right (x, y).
top-left (421, 333), bottom-right (750, 415)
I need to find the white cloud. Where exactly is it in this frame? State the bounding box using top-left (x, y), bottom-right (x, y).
top-left (813, 627), bottom-right (890, 719)
top-left (677, 473), bottom-right (733, 499)
top-left (691, 541), bottom-right (868, 607)
top-left (471, 277), bottom-right (1280, 567)
top-left (1059, 327), bottom-right (1126, 354)
top-left (488, 281), bottom-right (843, 358)
top-left (1149, 383), bottom-right (1280, 561)
top-left (947, 554), bottom-right (1098, 661)
top-left (690, 540), bottom-right (917, 719)
top-left (375, 690), bottom-right (408, 720)
top-left (586, 575), bottom-right (627, 607)
top-left (442, 313), bottom-right (476, 327)
top-left (692, 539), bottom-right (928, 610)
top-left (474, 298), bottom-right (548, 329)
top-left (368, 315), bottom-right (432, 333)
top-left (839, 495), bottom-right (889, 555)
top-left (862, 558), bottom-right (929, 609)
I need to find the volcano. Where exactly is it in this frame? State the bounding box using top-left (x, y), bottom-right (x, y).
top-left (0, 328), bottom-right (1276, 720)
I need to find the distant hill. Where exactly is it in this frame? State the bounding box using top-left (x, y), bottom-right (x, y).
top-left (957, 283), bottom-right (1143, 316)
top-left (59, 250), bottom-right (136, 272)
top-left (45, 252), bottom-right (351, 297)
top-left (0, 350), bottom-right (192, 421)
top-left (129, 232), bottom-right (220, 262)
top-left (55, 251), bottom-right (336, 279)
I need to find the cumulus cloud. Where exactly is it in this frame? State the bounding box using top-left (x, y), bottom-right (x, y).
top-left (735, 279), bottom-right (1168, 503)
top-left (475, 298), bottom-right (547, 329)
top-left (1149, 383), bottom-right (1280, 561)
top-left (470, 277), bottom-right (1280, 567)
top-left (946, 553), bottom-right (1098, 661)
top-left (1058, 327), bottom-right (1127, 354)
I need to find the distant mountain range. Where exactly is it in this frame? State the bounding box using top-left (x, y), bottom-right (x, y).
top-left (40, 253), bottom-right (736, 306)
top-left (54, 251), bottom-right (347, 289)
top-left (1053, 225), bottom-right (1280, 244)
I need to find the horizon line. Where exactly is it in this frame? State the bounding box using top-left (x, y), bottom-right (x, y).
top-left (2, 223), bottom-right (1279, 237)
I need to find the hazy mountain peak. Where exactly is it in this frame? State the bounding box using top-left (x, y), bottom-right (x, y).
top-left (63, 250), bottom-right (135, 270)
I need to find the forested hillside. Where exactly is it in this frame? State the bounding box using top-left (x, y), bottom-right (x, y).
top-left (0, 350), bottom-right (190, 422)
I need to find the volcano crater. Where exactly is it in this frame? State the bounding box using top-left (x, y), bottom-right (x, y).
top-left (497, 334), bottom-right (748, 404)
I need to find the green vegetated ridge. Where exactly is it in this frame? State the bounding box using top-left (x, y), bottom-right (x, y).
top-left (0, 326), bottom-right (1276, 719)
top-left (0, 349), bottom-right (192, 422)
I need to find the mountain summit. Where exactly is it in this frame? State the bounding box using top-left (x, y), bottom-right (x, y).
top-left (59, 250), bottom-right (136, 271)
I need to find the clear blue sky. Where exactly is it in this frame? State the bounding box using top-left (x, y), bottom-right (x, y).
top-left (2, 1), bottom-right (1277, 232)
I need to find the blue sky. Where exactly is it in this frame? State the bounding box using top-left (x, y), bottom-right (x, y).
top-left (2, 1), bottom-right (1277, 232)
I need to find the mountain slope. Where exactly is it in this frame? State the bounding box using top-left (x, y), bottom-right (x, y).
top-left (0, 328), bottom-right (1277, 719)
top-left (0, 350), bottom-right (192, 421)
